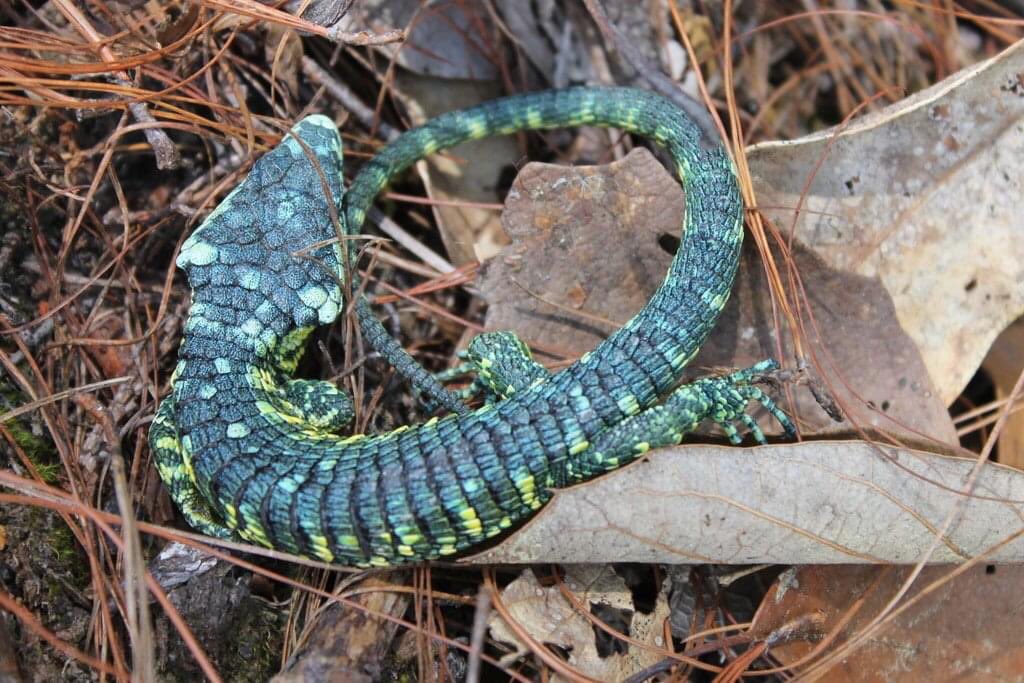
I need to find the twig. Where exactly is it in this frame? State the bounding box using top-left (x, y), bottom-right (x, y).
top-left (75, 394), bottom-right (156, 682)
top-left (0, 376), bottom-right (129, 424)
top-left (367, 207), bottom-right (455, 275)
top-left (51, 0), bottom-right (180, 169)
top-left (327, 26), bottom-right (406, 47)
top-left (466, 585), bottom-right (492, 683)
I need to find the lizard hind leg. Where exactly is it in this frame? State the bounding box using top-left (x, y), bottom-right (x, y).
top-left (688, 360), bottom-right (796, 442)
top-left (466, 331), bottom-right (550, 401)
top-left (561, 360), bottom-right (794, 485)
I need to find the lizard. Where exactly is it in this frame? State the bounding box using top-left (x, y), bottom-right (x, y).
top-left (149, 87), bottom-right (795, 567)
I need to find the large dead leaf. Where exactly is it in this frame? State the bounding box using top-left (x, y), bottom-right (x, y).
top-left (488, 565), bottom-right (670, 681)
top-left (750, 564), bottom-right (1024, 680)
top-left (694, 240), bottom-right (956, 442)
top-left (748, 40), bottom-right (1024, 405)
top-left (480, 148), bottom-right (679, 353)
top-left (465, 442), bottom-right (1024, 565)
top-left (479, 148), bottom-right (955, 441)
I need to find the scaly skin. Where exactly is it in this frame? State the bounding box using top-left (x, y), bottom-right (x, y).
top-left (150, 88), bottom-right (793, 567)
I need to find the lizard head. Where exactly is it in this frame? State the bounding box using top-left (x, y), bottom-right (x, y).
top-left (176, 116), bottom-right (347, 334)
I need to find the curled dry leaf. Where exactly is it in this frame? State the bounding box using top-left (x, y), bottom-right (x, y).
top-left (488, 565), bottom-right (670, 681)
top-left (466, 442), bottom-right (1024, 565)
top-left (748, 40), bottom-right (1024, 405)
top-left (377, 0), bottom-right (519, 266)
top-left (285, 0), bottom-right (355, 28)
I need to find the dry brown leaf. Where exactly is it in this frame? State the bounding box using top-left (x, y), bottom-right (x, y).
top-left (480, 148), bottom-right (678, 353)
top-left (748, 40), bottom-right (1024, 405)
top-left (694, 239), bottom-right (955, 442)
top-left (750, 564), bottom-right (1024, 680)
top-left (466, 442), bottom-right (1024, 565)
top-left (488, 566), bottom-right (670, 681)
top-left (496, 0), bottom-right (666, 89)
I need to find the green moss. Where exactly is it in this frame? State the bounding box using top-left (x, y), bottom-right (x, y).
top-left (1, 384), bottom-right (60, 483)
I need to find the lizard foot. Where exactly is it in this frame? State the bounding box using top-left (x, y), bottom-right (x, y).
top-left (687, 359), bottom-right (797, 444)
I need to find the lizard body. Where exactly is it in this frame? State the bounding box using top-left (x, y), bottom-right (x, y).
top-left (150, 88), bottom-right (792, 567)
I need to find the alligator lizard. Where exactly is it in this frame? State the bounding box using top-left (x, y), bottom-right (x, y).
top-left (149, 87), bottom-right (794, 567)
